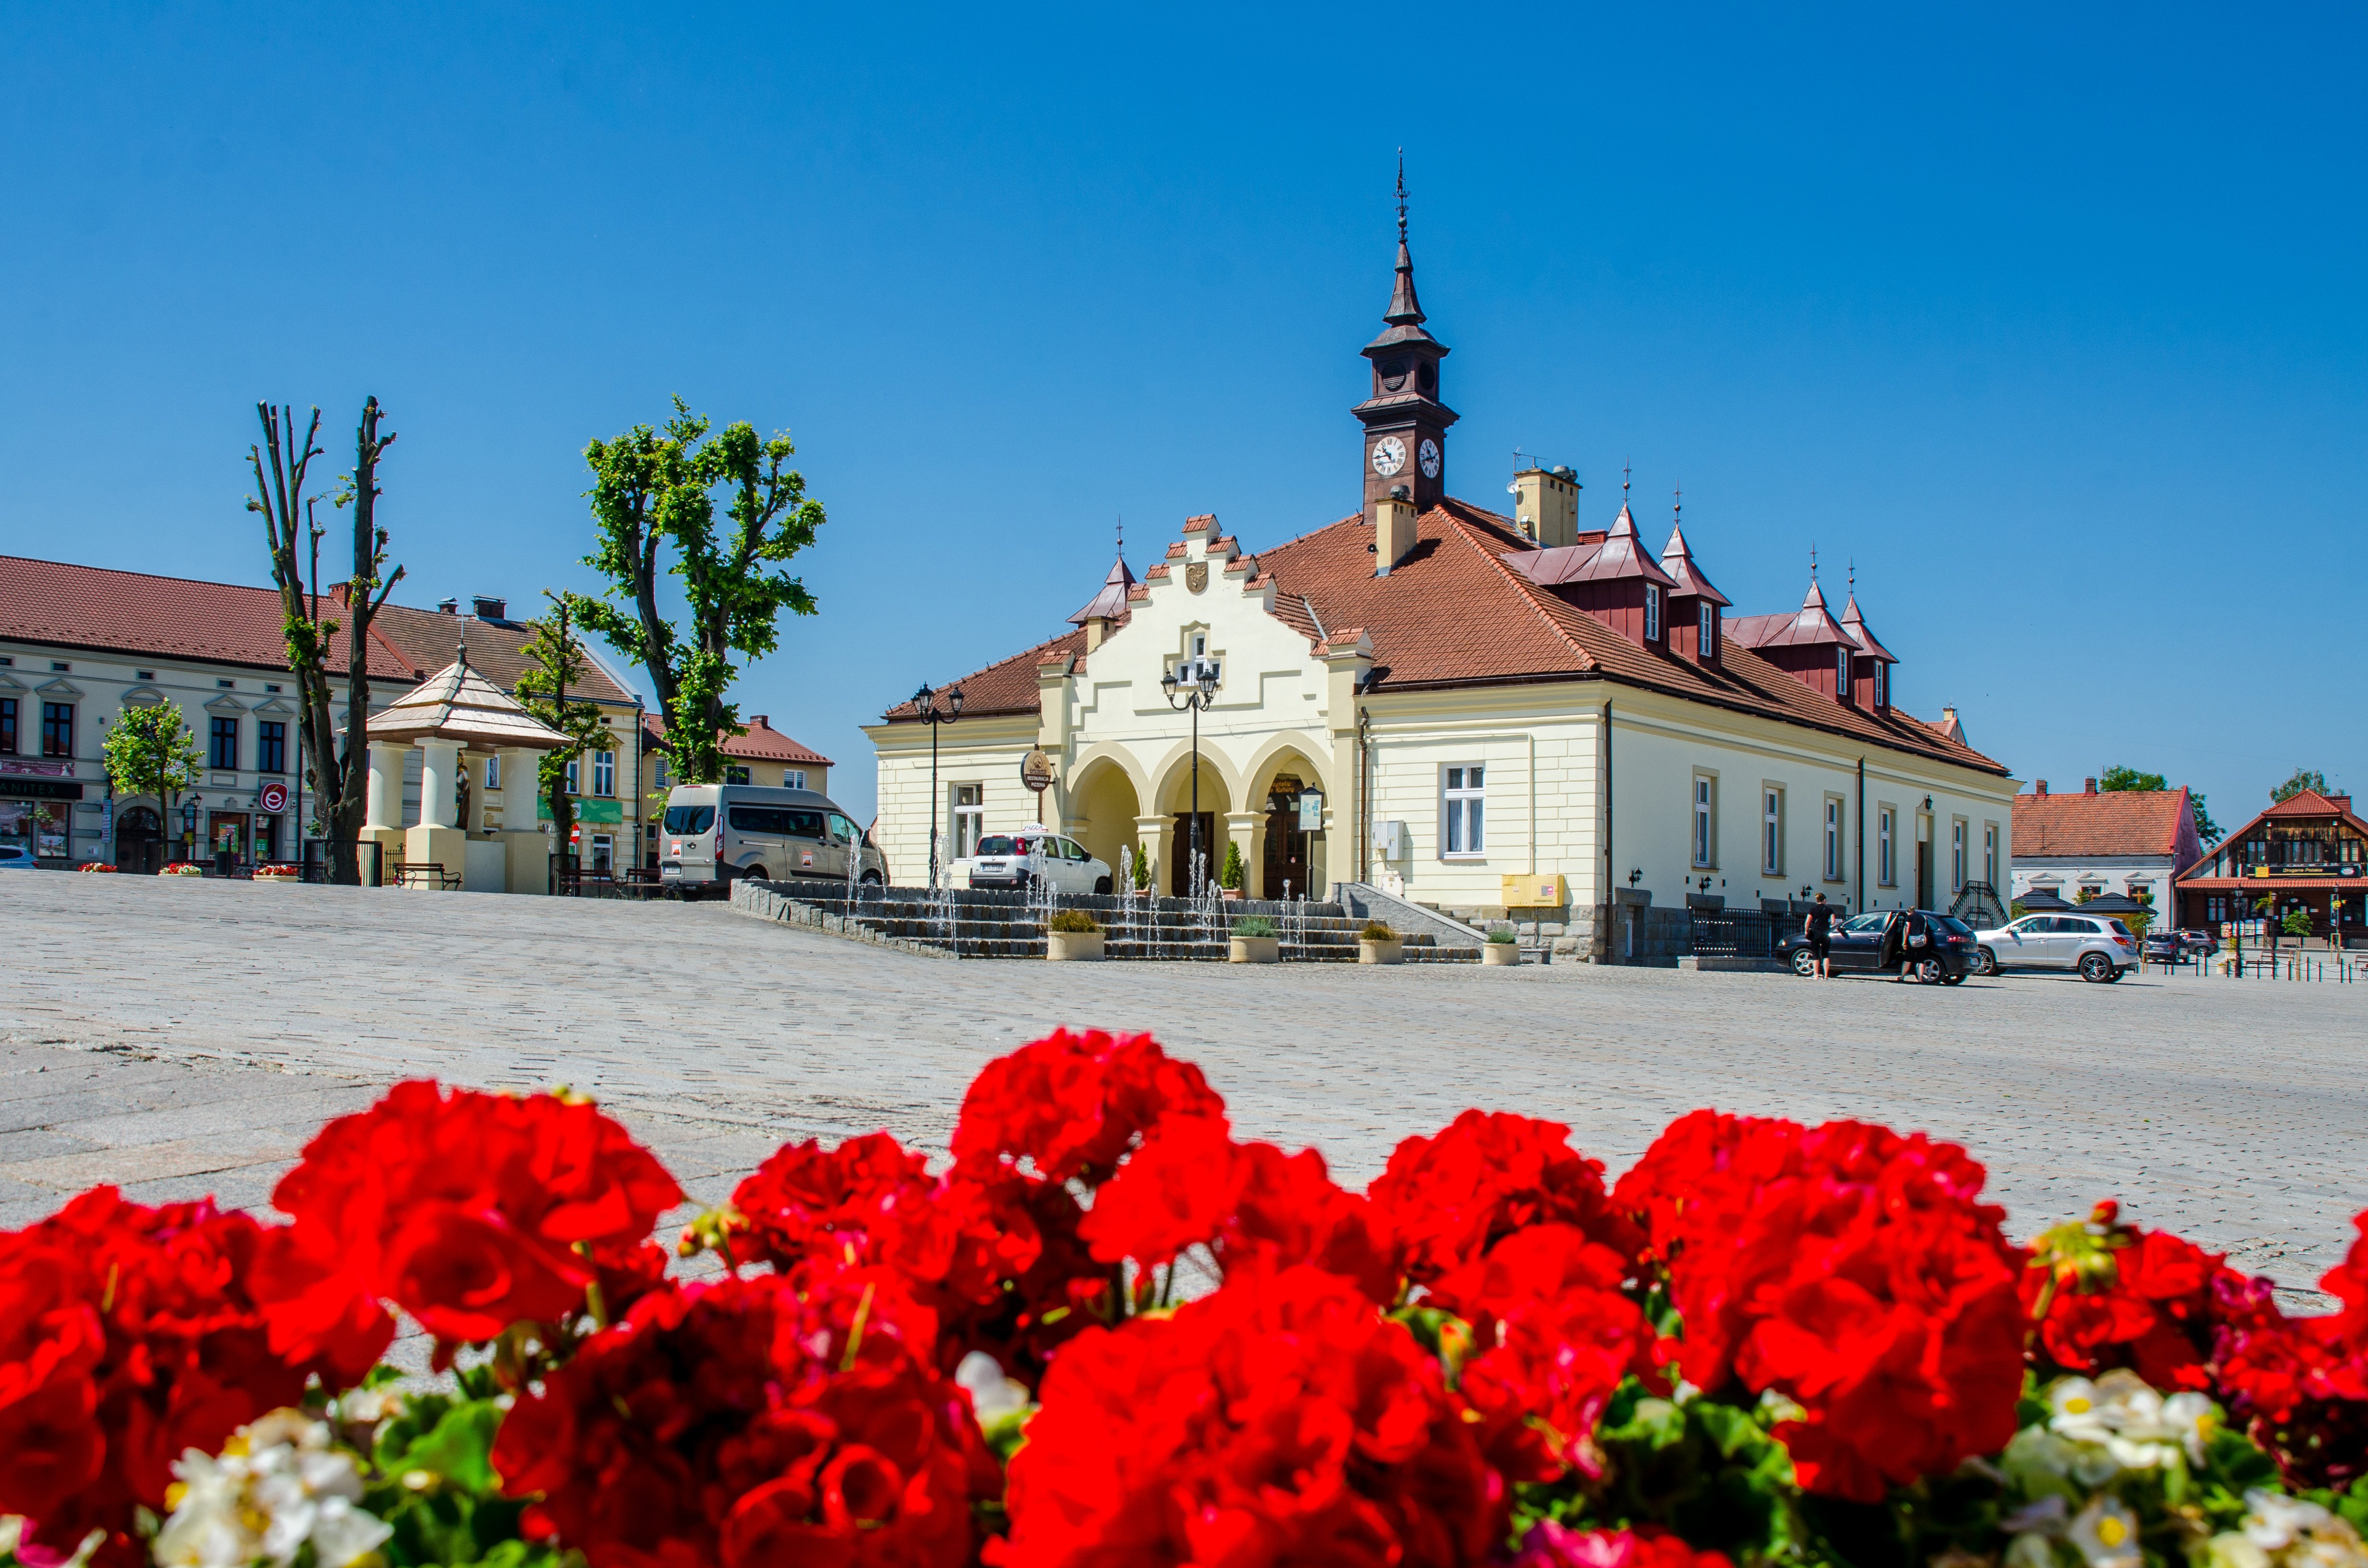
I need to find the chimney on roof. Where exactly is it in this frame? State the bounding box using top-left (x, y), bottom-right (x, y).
top-left (1509, 464), bottom-right (1580, 549)
top-left (436, 598), bottom-right (458, 614)
top-left (750, 715), bottom-right (768, 728)
top-left (1375, 488), bottom-right (1418, 577)
top-left (2331, 795), bottom-right (2352, 814)
top-left (2036, 779), bottom-right (2048, 795)
top-left (471, 596), bottom-right (506, 620)
top-left (2085, 777), bottom-right (2097, 795)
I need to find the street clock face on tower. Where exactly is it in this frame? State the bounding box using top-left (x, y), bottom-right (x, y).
top-left (1370, 436), bottom-right (1407, 477)
top-left (1418, 438), bottom-right (1442, 479)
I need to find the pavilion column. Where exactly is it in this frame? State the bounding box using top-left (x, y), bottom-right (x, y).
top-left (358, 742), bottom-right (408, 883)
top-left (405, 739), bottom-right (468, 889)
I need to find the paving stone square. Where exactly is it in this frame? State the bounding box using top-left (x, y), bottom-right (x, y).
top-left (2, 875), bottom-right (2362, 1305)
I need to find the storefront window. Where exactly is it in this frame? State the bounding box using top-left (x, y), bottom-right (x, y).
top-left (4, 801), bottom-right (71, 858)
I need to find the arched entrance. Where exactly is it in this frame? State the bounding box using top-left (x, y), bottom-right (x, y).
top-left (116, 806), bottom-right (164, 875)
top-left (1157, 754), bottom-right (1234, 896)
top-left (1067, 756), bottom-right (1143, 889)
top-left (1246, 746), bottom-right (1328, 899)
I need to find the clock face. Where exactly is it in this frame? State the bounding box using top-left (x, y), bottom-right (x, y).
top-left (1418, 438), bottom-right (1442, 479)
top-left (1370, 436), bottom-right (1407, 477)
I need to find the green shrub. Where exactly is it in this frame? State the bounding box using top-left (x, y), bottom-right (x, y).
top-left (1486, 926), bottom-right (1519, 944)
top-left (1131, 850), bottom-right (1151, 891)
top-left (2282, 908), bottom-right (2316, 940)
top-left (1233, 915), bottom-right (1278, 938)
top-left (1359, 920), bottom-right (1398, 943)
top-left (1049, 908), bottom-right (1100, 934)
top-left (1219, 842), bottom-right (1246, 891)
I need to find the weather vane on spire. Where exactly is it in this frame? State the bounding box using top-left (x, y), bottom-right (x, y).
top-left (1810, 544), bottom-right (1819, 581)
top-left (1116, 514), bottom-right (1124, 558)
top-left (1622, 461), bottom-right (1632, 505)
top-left (1395, 149), bottom-right (1408, 244)
top-left (1673, 480), bottom-right (1682, 521)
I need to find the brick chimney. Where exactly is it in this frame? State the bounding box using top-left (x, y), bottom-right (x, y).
top-left (1374, 490), bottom-right (1418, 576)
top-left (2331, 795), bottom-right (2354, 815)
top-left (2036, 779), bottom-right (2048, 795)
top-left (2085, 777), bottom-right (2098, 794)
top-left (1510, 465), bottom-right (1580, 549)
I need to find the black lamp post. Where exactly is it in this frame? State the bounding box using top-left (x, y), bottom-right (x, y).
top-left (912, 682), bottom-right (964, 888)
top-left (181, 795), bottom-right (200, 863)
top-left (1160, 653), bottom-right (1223, 897)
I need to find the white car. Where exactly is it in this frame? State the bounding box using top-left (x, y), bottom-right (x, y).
top-left (1972, 913), bottom-right (2140, 982)
top-left (952, 828), bottom-right (1113, 895)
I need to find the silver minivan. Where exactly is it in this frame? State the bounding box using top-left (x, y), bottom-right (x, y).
top-left (658, 784), bottom-right (887, 892)
top-left (1971, 913), bottom-right (2140, 982)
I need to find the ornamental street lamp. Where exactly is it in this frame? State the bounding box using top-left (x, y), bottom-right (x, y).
top-left (180, 795), bottom-right (200, 861)
top-left (1160, 654), bottom-right (1223, 898)
top-left (912, 682), bottom-right (964, 889)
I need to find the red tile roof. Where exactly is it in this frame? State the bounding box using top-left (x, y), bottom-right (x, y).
top-left (2264, 788), bottom-right (2357, 819)
top-left (643, 712), bottom-right (833, 767)
top-left (2012, 787), bottom-right (2199, 860)
top-left (1727, 579), bottom-right (1852, 650)
top-left (371, 602), bottom-right (637, 706)
top-left (0, 554), bottom-right (418, 677)
top-left (881, 501), bottom-right (2005, 775)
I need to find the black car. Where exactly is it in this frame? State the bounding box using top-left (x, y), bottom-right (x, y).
top-left (1776, 909), bottom-right (1973, 984)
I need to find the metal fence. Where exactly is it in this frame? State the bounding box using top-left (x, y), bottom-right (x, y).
top-left (1687, 907), bottom-right (1784, 960)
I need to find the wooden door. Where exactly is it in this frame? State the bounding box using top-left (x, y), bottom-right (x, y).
top-left (1170, 813), bottom-right (1216, 894)
top-left (1263, 804), bottom-right (1309, 899)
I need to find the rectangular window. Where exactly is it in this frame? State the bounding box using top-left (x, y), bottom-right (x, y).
top-left (1692, 776), bottom-right (1714, 868)
top-left (591, 834), bottom-right (614, 872)
top-left (1443, 765), bottom-right (1486, 857)
top-left (41, 703), bottom-right (74, 759)
top-left (784, 769), bottom-right (807, 790)
top-left (1643, 585), bottom-right (1662, 642)
top-left (1837, 646), bottom-right (1852, 696)
top-left (1873, 662), bottom-right (1887, 707)
top-left (1878, 808), bottom-right (1895, 887)
top-left (484, 755), bottom-right (501, 790)
top-left (566, 758), bottom-right (581, 795)
top-left (1984, 823), bottom-right (1998, 886)
top-left (725, 764), bottom-right (751, 786)
top-left (209, 716), bottom-right (239, 770)
top-left (1824, 798), bottom-right (1843, 881)
top-left (1699, 602), bottom-right (1715, 656)
top-left (1952, 820), bottom-right (1967, 891)
top-left (593, 750), bottom-right (616, 797)
top-left (1762, 788), bottom-right (1782, 875)
top-left (257, 721), bottom-right (286, 775)
top-left (652, 754), bottom-right (670, 789)
top-left (953, 784), bottom-right (984, 859)
top-left (0, 698), bottom-right (14, 755)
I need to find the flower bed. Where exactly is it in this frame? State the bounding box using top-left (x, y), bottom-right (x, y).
top-left (0, 1030), bottom-right (2363, 1568)
top-left (158, 861), bottom-right (204, 876)
top-left (75, 863), bottom-right (117, 874)
top-left (252, 862), bottom-right (302, 881)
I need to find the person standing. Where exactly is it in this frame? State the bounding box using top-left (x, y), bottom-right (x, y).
top-left (1804, 893), bottom-right (1838, 978)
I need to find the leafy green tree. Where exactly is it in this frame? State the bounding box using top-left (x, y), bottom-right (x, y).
top-left (101, 702), bottom-right (202, 865)
top-left (2191, 793), bottom-right (2221, 845)
top-left (2272, 768), bottom-right (2331, 804)
top-left (574, 398), bottom-right (824, 785)
top-left (2282, 907), bottom-right (2316, 941)
top-left (2097, 765), bottom-right (2168, 792)
top-left (515, 592), bottom-right (609, 866)
top-left (1219, 841), bottom-right (1246, 892)
top-left (249, 398), bottom-right (403, 884)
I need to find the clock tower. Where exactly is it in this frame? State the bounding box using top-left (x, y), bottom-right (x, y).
top-left (1353, 162), bottom-right (1456, 517)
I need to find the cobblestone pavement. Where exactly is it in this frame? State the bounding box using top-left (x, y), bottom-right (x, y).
top-left (2, 875), bottom-right (2362, 1303)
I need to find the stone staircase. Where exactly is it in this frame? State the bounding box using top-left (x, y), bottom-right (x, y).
top-left (732, 877), bottom-right (1481, 963)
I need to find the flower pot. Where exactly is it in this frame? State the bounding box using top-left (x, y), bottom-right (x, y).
top-left (1358, 939), bottom-right (1404, 966)
top-left (1482, 943), bottom-right (1521, 966)
top-left (1229, 936), bottom-right (1280, 964)
top-left (1219, 888), bottom-right (1242, 902)
top-left (1046, 931), bottom-right (1105, 961)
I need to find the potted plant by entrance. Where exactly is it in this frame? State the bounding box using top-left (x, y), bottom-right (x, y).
top-left (1229, 914), bottom-right (1281, 964)
top-left (1357, 920), bottom-right (1404, 965)
top-left (1131, 849), bottom-right (1153, 898)
top-left (1482, 926), bottom-right (1522, 966)
top-left (1218, 843), bottom-right (1246, 903)
top-left (1046, 908), bottom-right (1105, 962)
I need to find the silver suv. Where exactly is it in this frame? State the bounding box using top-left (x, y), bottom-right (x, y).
top-left (1972, 913), bottom-right (2140, 982)
top-left (659, 784), bottom-right (887, 892)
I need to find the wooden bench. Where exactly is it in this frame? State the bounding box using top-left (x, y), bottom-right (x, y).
top-left (391, 861), bottom-right (460, 890)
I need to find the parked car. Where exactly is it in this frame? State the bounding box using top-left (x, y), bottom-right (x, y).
top-left (951, 829), bottom-right (1113, 895)
top-left (0, 845), bottom-right (43, 870)
top-left (2140, 931), bottom-right (2186, 966)
top-left (657, 784), bottom-right (887, 894)
top-left (1971, 913), bottom-right (2139, 982)
top-left (1777, 910), bottom-right (1973, 983)
top-left (2176, 927), bottom-right (2220, 956)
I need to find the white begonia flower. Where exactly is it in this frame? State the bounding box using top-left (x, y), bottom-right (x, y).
top-left (2008, 1531), bottom-right (2064, 1568)
top-left (152, 1409), bottom-right (391, 1568)
top-left (2050, 1378), bottom-right (2114, 1445)
top-left (2158, 1391), bottom-right (2218, 1466)
top-left (955, 1349), bottom-right (1033, 1424)
top-left (2069, 1495), bottom-right (2144, 1568)
top-left (2209, 1532), bottom-right (2273, 1568)
top-left (2245, 1492), bottom-right (2335, 1552)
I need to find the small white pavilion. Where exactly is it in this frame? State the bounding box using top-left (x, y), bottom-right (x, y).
top-left (360, 649), bottom-right (569, 891)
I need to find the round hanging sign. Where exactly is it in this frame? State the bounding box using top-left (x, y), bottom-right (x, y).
top-left (259, 782), bottom-right (288, 813)
top-left (1021, 749), bottom-right (1055, 792)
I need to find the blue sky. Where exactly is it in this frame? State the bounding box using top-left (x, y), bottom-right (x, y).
top-left (4, 4), bottom-right (2361, 830)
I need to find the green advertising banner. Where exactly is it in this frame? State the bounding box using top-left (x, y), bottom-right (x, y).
top-left (537, 797), bottom-right (624, 823)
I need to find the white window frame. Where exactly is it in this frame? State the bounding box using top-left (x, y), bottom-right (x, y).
top-left (1762, 787), bottom-right (1783, 876)
top-left (1698, 601), bottom-right (1715, 656)
top-left (1644, 585), bottom-right (1662, 642)
top-left (1824, 797), bottom-right (1844, 882)
top-left (565, 757), bottom-right (580, 795)
top-left (590, 833), bottom-right (613, 871)
top-left (1442, 764), bottom-right (1486, 859)
top-left (1691, 775), bottom-right (1715, 868)
top-left (1837, 646), bottom-right (1852, 695)
top-left (784, 769), bottom-right (807, 790)
top-left (483, 755), bottom-right (501, 790)
top-left (1952, 818), bottom-right (1968, 892)
top-left (592, 749), bottom-right (616, 797)
top-left (653, 753), bottom-right (670, 789)
top-left (952, 784), bottom-right (985, 861)
top-left (1873, 662), bottom-right (1887, 707)
top-left (1878, 807), bottom-right (1896, 887)
top-left (1984, 822), bottom-right (1998, 886)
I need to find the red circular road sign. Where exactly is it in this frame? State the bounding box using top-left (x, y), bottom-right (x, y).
top-left (259, 782), bottom-right (288, 813)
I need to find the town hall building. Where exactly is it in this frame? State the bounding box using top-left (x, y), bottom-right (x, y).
top-left (864, 205), bottom-right (2018, 958)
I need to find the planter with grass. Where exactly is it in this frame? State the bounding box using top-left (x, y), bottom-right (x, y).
top-left (1046, 908), bottom-right (1105, 961)
top-left (1357, 919), bottom-right (1404, 965)
top-left (1229, 914), bottom-right (1280, 964)
top-left (1482, 926), bottom-right (1521, 966)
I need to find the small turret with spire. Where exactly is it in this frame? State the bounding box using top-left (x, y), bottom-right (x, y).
top-left (1353, 151), bottom-right (1458, 518)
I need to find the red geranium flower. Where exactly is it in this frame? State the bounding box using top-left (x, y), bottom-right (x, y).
top-left (2022, 1200), bottom-right (2273, 1390)
top-left (1510, 1523), bottom-right (1735, 1568)
top-left (0, 1188), bottom-right (383, 1568)
top-left (1614, 1111), bottom-right (2025, 1503)
top-left (494, 1273), bottom-right (997, 1568)
top-left (993, 1264), bottom-right (1502, 1568)
top-left (2218, 1208), bottom-right (2368, 1489)
top-left (271, 1080), bottom-right (682, 1360)
top-left (951, 1028), bottom-right (1225, 1185)
top-left (1369, 1110), bottom-right (1644, 1288)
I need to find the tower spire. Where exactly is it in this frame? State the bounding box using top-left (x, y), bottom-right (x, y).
top-left (1384, 149), bottom-right (1424, 326)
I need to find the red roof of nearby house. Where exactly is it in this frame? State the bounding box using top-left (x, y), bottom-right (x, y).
top-left (643, 712), bottom-right (832, 768)
top-left (2263, 788), bottom-right (2357, 820)
top-left (0, 555), bottom-right (419, 677)
top-left (2013, 787), bottom-right (2200, 861)
top-left (881, 501), bottom-right (2004, 775)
